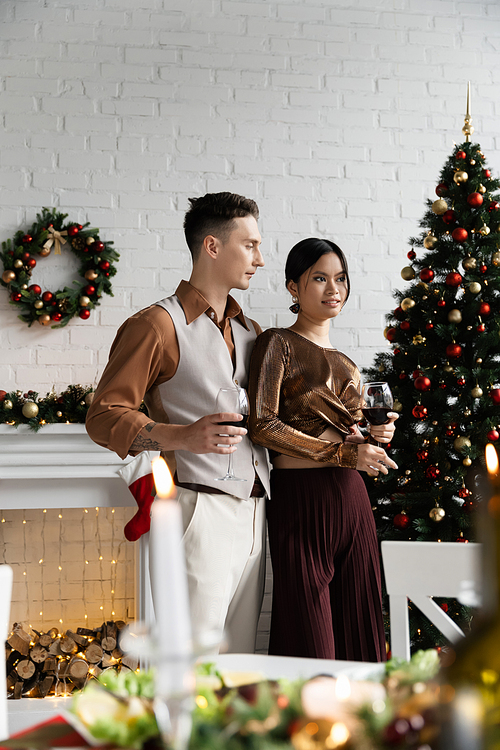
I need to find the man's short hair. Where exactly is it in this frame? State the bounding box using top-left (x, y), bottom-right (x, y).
top-left (183, 192), bottom-right (259, 261)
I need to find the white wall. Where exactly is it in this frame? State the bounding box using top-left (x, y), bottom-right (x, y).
top-left (1, 0), bottom-right (500, 391)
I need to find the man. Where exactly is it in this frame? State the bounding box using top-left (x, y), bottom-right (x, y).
top-left (86, 192), bottom-right (270, 653)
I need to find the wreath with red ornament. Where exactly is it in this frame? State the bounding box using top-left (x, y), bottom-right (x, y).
top-left (0, 208), bottom-right (119, 328)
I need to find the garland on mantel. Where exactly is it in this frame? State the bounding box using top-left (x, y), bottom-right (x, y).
top-left (0, 385), bottom-right (95, 431)
top-left (0, 385), bottom-right (149, 431)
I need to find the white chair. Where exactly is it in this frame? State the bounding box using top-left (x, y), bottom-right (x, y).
top-left (381, 540), bottom-right (481, 661)
top-left (0, 565), bottom-right (13, 740)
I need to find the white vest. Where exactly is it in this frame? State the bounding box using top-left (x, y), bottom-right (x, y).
top-left (155, 294), bottom-right (270, 500)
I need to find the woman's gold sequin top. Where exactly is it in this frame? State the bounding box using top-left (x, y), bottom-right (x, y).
top-left (248, 328), bottom-right (362, 468)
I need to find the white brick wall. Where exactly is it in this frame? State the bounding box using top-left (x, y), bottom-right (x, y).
top-left (1, 0), bottom-right (500, 647)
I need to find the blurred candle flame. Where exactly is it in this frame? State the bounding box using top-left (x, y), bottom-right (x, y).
top-left (152, 456), bottom-right (175, 499)
top-left (334, 673), bottom-right (351, 700)
top-left (486, 443), bottom-right (499, 476)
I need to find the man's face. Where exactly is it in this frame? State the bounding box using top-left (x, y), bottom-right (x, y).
top-left (216, 215), bottom-right (264, 291)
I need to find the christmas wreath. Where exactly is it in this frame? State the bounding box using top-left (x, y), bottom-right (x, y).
top-left (0, 208), bottom-right (119, 328)
top-left (0, 385), bottom-right (95, 431)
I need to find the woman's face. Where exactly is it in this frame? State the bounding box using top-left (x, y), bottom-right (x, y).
top-left (289, 252), bottom-right (348, 321)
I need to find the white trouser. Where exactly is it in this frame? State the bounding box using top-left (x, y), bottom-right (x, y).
top-left (175, 488), bottom-right (266, 654)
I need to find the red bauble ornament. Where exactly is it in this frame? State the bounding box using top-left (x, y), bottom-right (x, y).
top-left (22, 234), bottom-right (33, 243)
top-left (42, 291), bottom-right (53, 302)
top-left (426, 322), bottom-right (434, 330)
top-left (84, 285), bottom-right (96, 295)
top-left (420, 268), bottom-right (434, 282)
top-left (393, 306), bottom-right (405, 320)
top-left (477, 324), bottom-right (486, 332)
top-left (479, 302), bottom-right (491, 316)
top-left (399, 372), bottom-right (408, 380)
top-left (443, 209), bottom-right (457, 225)
top-left (452, 227), bottom-right (468, 242)
top-left (79, 308), bottom-right (91, 320)
top-left (435, 182), bottom-right (448, 196)
top-left (439, 381), bottom-right (447, 389)
top-left (446, 343), bottom-right (462, 358)
top-left (456, 150), bottom-right (466, 160)
top-left (415, 376), bottom-right (431, 391)
top-left (393, 348), bottom-right (401, 355)
top-left (21, 251), bottom-right (31, 261)
top-left (425, 465), bottom-right (441, 480)
top-left (463, 500), bottom-right (475, 514)
top-left (26, 257), bottom-right (37, 268)
top-left (490, 389), bottom-right (500, 405)
top-left (446, 272), bottom-right (462, 287)
top-left (407, 250), bottom-right (416, 260)
top-left (51, 312), bottom-right (62, 322)
top-left (400, 320), bottom-right (410, 331)
top-left (484, 169), bottom-right (491, 178)
top-left (458, 488), bottom-right (470, 499)
top-left (412, 404), bottom-right (428, 419)
top-left (98, 260), bottom-right (110, 271)
top-left (480, 264), bottom-right (487, 274)
top-left (393, 513), bottom-right (410, 530)
top-left (457, 377), bottom-right (466, 386)
top-left (386, 327), bottom-right (397, 342)
top-left (417, 449), bottom-right (429, 461)
top-left (467, 192), bottom-right (483, 207)
top-left (95, 241), bottom-right (105, 251)
top-left (440, 602), bottom-right (449, 612)
top-left (28, 284), bottom-right (41, 295)
top-left (412, 369), bottom-right (423, 379)
top-left (487, 429), bottom-right (500, 442)
top-left (67, 225), bottom-right (79, 237)
top-left (10, 292), bottom-right (22, 302)
top-left (437, 299), bottom-right (446, 307)
top-left (457, 536), bottom-right (469, 543)
top-left (489, 201), bottom-right (500, 212)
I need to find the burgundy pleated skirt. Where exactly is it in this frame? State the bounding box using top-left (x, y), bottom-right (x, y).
top-left (267, 467), bottom-right (386, 662)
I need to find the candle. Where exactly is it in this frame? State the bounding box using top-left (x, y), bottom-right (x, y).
top-left (150, 457), bottom-right (192, 697)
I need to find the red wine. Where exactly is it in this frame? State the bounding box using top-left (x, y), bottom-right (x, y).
top-left (218, 415), bottom-right (248, 429)
top-left (362, 407), bottom-right (391, 426)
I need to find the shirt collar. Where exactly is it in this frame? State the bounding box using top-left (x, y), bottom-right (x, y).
top-left (175, 280), bottom-right (250, 331)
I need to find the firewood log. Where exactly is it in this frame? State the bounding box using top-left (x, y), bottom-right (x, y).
top-left (43, 656), bottom-right (57, 672)
top-left (15, 659), bottom-right (36, 680)
top-left (66, 630), bottom-right (90, 648)
top-left (121, 655), bottom-right (139, 671)
top-left (59, 636), bottom-right (78, 655)
top-left (30, 644), bottom-right (48, 664)
top-left (37, 675), bottom-right (55, 698)
top-left (85, 642), bottom-right (103, 664)
top-left (7, 628), bottom-right (31, 656)
top-left (101, 636), bottom-right (117, 652)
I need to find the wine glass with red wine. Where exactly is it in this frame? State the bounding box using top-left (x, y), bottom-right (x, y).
top-left (361, 381), bottom-right (393, 446)
top-left (215, 386), bottom-right (249, 482)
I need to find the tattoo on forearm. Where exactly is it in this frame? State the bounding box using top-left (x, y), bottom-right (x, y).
top-left (130, 424), bottom-right (161, 452)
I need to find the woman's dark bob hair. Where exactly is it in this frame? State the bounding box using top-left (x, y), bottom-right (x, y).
top-left (285, 238), bottom-right (351, 303)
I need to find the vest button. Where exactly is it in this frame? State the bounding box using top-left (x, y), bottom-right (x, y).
top-left (234, 379), bottom-right (239, 385)
top-left (255, 460), bottom-right (259, 466)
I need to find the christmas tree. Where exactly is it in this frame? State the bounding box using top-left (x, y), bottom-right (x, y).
top-left (362, 89), bottom-right (500, 650)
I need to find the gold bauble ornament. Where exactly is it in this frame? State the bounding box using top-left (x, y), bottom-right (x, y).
top-left (453, 170), bottom-right (469, 184)
top-left (423, 234), bottom-right (438, 249)
top-left (4, 399), bottom-right (13, 410)
top-left (56, 411), bottom-right (62, 417)
top-left (79, 296), bottom-right (91, 307)
top-left (479, 184), bottom-right (486, 194)
top-left (401, 266), bottom-right (416, 281)
top-left (469, 282), bottom-right (481, 295)
top-left (401, 297), bottom-right (415, 311)
top-left (470, 159), bottom-right (476, 165)
top-left (463, 457), bottom-right (472, 467)
top-left (39, 246), bottom-right (51, 257)
top-left (86, 237), bottom-right (96, 246)
top-left (34, 300), bottom-right (43, 309)
top-left (429, 507), bottom-right (446, 522)
top-left (448, 309), bottom-right (462, 323)
top-left (13, 259), bottom-right (23, 268)
top-left (462, 256), bottom-right (477, 271)
top-left (432, 199), bottom-right (448, 215)
top-left (22, 401), bottom-right (39, 419)
top-left (454, 436), bottom-right (471, 453)
top-left (413, 334), bottom-right (426, 345)
top-left (393, 399), bottom-right (403, 412)
top-left (84, 269), bottom-right (98, 281)
top-left (2, 270), bottom-right (16, 283)
top-left (480, 225), bottom-right (491, 236)
top-left (471, 386), bottom-right (483, 398)
top-left (85, 392), bottom-right (95, 406)
top-left (21, 284), bottom-right (27, 290)
top-left (38, 314), bottom-right (51, 326)
top-left (492, 251), bottom-right (500, 266)
top-left (443, 364), bottom-right (454, 373)
top-left (477, 358), bottom-right (483, 364)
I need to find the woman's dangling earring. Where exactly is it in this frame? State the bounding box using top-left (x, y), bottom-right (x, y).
top-left (289, 296), bottom-right (300, 314)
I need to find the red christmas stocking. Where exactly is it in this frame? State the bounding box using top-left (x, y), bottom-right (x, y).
top-left (124, 472), bottom-right (156, 542)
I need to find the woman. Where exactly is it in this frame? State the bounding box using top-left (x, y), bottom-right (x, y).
top-left (248, 238), bottom-right (398, 662)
